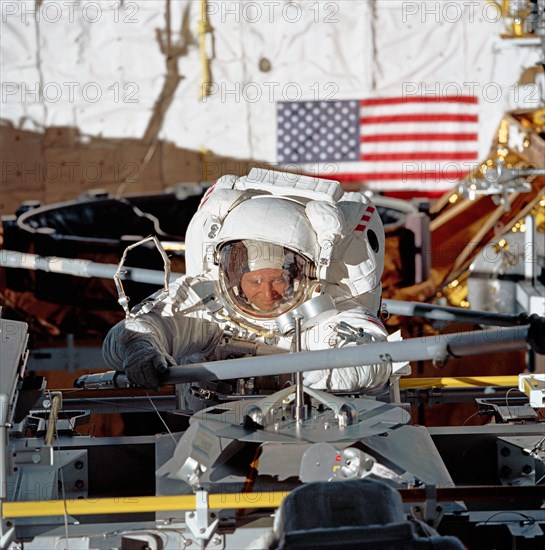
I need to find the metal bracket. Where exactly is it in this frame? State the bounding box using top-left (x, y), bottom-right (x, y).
top-left (389, 375), bottom-right (402, 404)
top-left (519, 374), bottom-right (545, 407)
top-left (0, 518), bottom-right (16, 549)
top-left (412, 484), bottom-right (444, 530)
top-left (12, 445), bottom-right (53, 467)
top-left (476, 397), bottom-right (538, 423)
top-left (457, 161), bottom-right (545, 212)
top-left (185, 490), bottom-right (220, 543)
top-left (333, 321), bottom-right (376, 344)
top-left (506, 520), bottom-right (544, 539)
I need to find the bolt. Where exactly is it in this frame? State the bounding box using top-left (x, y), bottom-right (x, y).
top-left (75, 479), bottom-right (84, 489)
top-left (213, 536), bottom-right (222, 545)
top-left (210, 512), bottom-right (216, 519)
top-left (188, 512), bottom-right (195, 518)
top-left (199, 528), bottom-right (206, 534)
top-left (75, 460), bottom-right (84, 470)
top-left (500, 446), bottom-right (511, 457)
top-left (522, 464), bottom-right (533, 475)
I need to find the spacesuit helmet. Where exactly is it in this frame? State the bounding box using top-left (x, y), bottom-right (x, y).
top-left (218, 239), bottom-right (316, 319)
top-left (215, 196), bottom-right (319, 320)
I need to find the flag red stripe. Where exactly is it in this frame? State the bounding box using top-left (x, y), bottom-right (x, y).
top-left (361, 114), bottom-right (478, 124)
top-left (360, 96), bottom-right (478, 106)
top-left (360, 152), bottom-right (479, 161)
top-left (361, 133), bottom-right (477, 142)
top-left (313, 171), bottom-right (470, 182)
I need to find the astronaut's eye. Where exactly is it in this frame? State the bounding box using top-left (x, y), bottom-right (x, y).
top-left (244, 274), bottom-right (287, 286)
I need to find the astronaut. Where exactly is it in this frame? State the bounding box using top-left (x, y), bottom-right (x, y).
top-left (102, 169), bottom-right (392, 399)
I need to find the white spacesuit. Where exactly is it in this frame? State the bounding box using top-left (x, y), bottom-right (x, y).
top-left (102, 169), bottom-right (392, 399)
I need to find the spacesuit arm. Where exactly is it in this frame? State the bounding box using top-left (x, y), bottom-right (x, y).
top-left (102, 278), bottom-right (224, 383)
top-left (302, 308), bottom-right (391, 392)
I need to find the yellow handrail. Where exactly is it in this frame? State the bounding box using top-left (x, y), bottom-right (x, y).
top-left (399, 376), bottom-right (519, 389)
top-left (2, 492), bottom-right (287, 519)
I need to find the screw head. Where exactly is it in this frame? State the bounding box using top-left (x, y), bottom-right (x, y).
top-left (500, 446), bottom-right (511, 457)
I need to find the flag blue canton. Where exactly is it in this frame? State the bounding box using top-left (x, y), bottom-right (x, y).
top-left (277, 100), bottom-right (361, 164)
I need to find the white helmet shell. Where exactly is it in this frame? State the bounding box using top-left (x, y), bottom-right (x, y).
top-left (215, 196), bottom-right (320, 264)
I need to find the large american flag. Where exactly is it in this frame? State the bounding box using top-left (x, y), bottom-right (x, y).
top-left (276, 96), bottom-right (479, 196)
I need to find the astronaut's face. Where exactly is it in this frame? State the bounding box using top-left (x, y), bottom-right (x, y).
top-left (218, 240), bottom-right (316, 321)
top-left (240, 268), bottom-right (289, 312)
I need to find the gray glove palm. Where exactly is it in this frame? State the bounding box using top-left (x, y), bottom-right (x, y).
top-left (122, 339), bottom-right (176, 389)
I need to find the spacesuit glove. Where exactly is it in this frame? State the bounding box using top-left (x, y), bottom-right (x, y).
top-left (122, 339), bottom-right (177, 390)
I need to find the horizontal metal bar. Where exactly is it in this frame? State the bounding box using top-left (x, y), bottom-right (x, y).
top-left (160, 325), bottom-right (531, 385)
top-left (0, 250), bottom-right (183, 284)
top-left (383, 299), bottom-right (526, 327)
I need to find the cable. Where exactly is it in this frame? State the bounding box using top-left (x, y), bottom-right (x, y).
top-left (504, 387), bottom-right (518, 419)
top-left (115, 197), bottom-right (180, 239)
top-left (145, 391), bottom-right (178, 445)
top-left (61, 393), bottom-right (173, 414)
top-left (462, 410), bottom-right (482, 425)
top-left (482, 510), bottom-right (536, 526)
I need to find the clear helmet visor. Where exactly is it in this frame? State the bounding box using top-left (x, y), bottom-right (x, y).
top-left (218, 240), bottom-right (316, 320)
